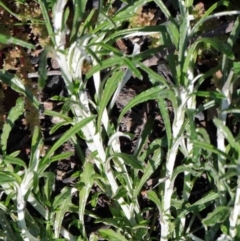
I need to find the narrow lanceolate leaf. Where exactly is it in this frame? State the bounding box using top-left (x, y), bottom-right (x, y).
top-left (178, 16), bottom-right (188, 67)
top-left (40, 172), bottom-right (55, 203)
top-left (134, 148), bottom-right (163, 198)
top-left (0, 171), bottom-right (18, 184)
top-left (178, 191), bottom-right (219, 219)
top-left (233, 61), bottom-right (240, 75)
top-left (134, 118), bottom-right (154, 157)
top-left (44, 110), bottom-right (72, 122)
top-left (86, 57), bottom-right (124, 78)
top-left (79, 162), bottom-right (95, 238)
top-left (139, 137), bottom-right (167, 162)
top-left (190, 1), bottom-right (231, 36)
top-left (154, 0), bottom-right (171, 19)
top-left (193, 140), bottom-right (234, 163)
top-left (38, 0), bottom-right (55, 44)
top-left (1, 97), bottom-right (24, 155)
top-left (48, 151), bottom-right (74, 163)
top-left (97, 70), bottom-right (124, 131)
top-left (29, 126), bottom-right (42, 171)
top-left (52, 187), bottom-right (72, 238)
top-left (138, 62), bottom-right (170, 87)
top-left (184, 38), bottom-right (234, 74)
top-left (98, 229), bottom-right (129, 241)
top-left (111, 153), bottom-right (143, 170)
top-left (114, 0), bottom-right (152, 20)
top-left (40, 115), bottom-right (96, 172)
top-left (147, 190), bottom-right (162, 213)
top-left (3, 155), bottom-right (26, 169)
top-left (122, 57), bottom-right (142, 79)
top-left (88, 42), bottom-right (123, 56)
top-left (118, 87), bottom-right (171, 124)
top-left (70, 0), bottom-right (88, 42)
top-left (38, 47), bottom-right (49, 89)
top-left (50, 121), bottom-right (71, 135)
top-left (202, 206), bottom-right (231, 226)
top-left (172, 165), bottom-right (201, 182)
top-left (193, 91), bottom-right (225, 99)
top-left (189, 191), bottom-right (219, 211)
top-left (166, 20), bottom-right (179, 47)
top-left (0, 71), bottom-right (40, 109)
top-left (213, 118), bottom-right (240, 151)
top-left (0, 34), bottom-right (35, 49)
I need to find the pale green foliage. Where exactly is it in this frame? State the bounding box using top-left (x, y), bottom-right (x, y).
top-left (0, 0), bottom-right (240, 241)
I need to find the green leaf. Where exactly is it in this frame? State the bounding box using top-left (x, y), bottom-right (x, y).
top-left (233, 61), bottom-right (240, 75)
top-left (44, 110), bottom-right (72, 122)
top-left (53, 187), bottom-right (71, 209)
top-left (29, 126), bottom-right (42, 171)
top-left (97, 70), bottom-right (124, 131)
top-left (111, 153), bottom-right (143, 170)
top-left (122, 57), bottom-right (142, 79)
top-left (113, 186), bottom-right (128, 200)
top-left (0, 212), bottom-right (17, 240)
top-left (118, 87), bottom-right (172, 124)
top-left (0, 71), bottom-right (40, 109)
top-left (40, 171), bottom-right (55, 204)
top-left (178, 191), bottom-right (219, 218)
top-left (0, 33), bottom-right (34, 49)
top-left (70, 0), bottom-right (88, 42)
top-left (178, 16), bottom-right (188, 68)
top-left (115, 0), bottom-right (152, 20)
top-left (88, 42), bottom-right (123, 57)
top-left (3, 155), bottom-right (26, 169)
top-left (195, 127), bottom-right (211, 158)
top-left (184, 38), bottom-right (234, 74)
top-left (213, 118), bottom-right (240, 152)
top-left (1, 97), bottom-right (24, 155)
top-left (49, 152), bottom-right (74, 163)
top-left (49, 121), bottom-right (71, 135)
top-left (9, 150), bottom-right (21, 157)
top-left (134, 118), bottom-right (154, 157)
top-left (38, 47), bottom-right (49, 89)
top-left (190, 0), bottom-right (231, 36)
top-left (134, 148), bottom-right (163, 198)
top-left (98, 229), bottom-right (128, 241)
top-left (38, 0), bottom-right (55, 44)
top-left (139, 137), bottom-right (167, 162)
top-left (193, 140), bottom-right (234, 163)
top-left (40, 115), bottom-right (96, 172)
top-left (79, 162), bottom-right (95, 238)
top-left (202, 206), bottom-right (231, 226)
top-left (154, 0), bottom-right (171, 19)
top-left (165, 20), bottom-right (179, 48)
top-left (53, 187), bottom-right (72, 238)
top-left (133, 45), bottom-right (169, 63)
top-left (0, 171), bottom-right (17, 184)
top-left (172, 164), bottom-right (200, 182)
top-left (193, 91), bottom-right (225, 100)
top-left (190, 191), bottom-right (219, 211)
top-left (147, 190), bottom-right (162, 213)
top-left (138, 62), bottom-right (170, 87)
top-left (86, 57), bottom-right (124, 78)
top-left (105, 25), bottom-right (166, 42)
